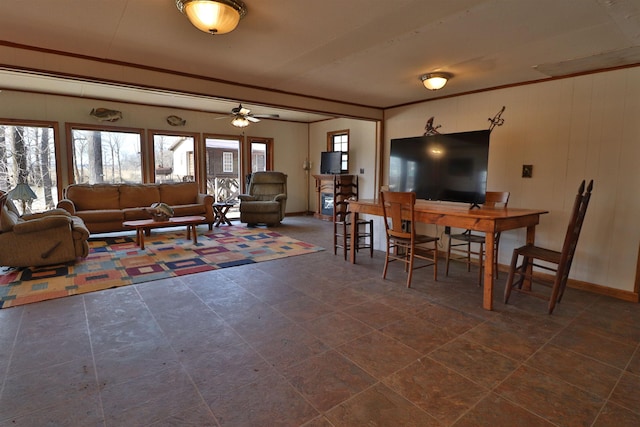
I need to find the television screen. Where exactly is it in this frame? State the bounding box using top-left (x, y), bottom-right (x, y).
top-left (389, 130), bottom-right (490, 205)
top-left (320, 151), bottom-right (343, 174)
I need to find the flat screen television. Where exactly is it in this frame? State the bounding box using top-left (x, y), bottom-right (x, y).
top-left (389, 130), bottom-right (490, 205)
top-left (320, 151), bottom-right (343, 174)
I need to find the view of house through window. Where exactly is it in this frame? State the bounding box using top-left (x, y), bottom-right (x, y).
top-left (153, 134), bottom-right (195, 183)
top-left (222, 152), bottom-right (234, 173)
top-left (204, 136), bottom-right (240, 204)
top-left (70, 126), bottom-right (143, 184)
top-left (251, 142), bottom-right (266, 172)
top-left (328, 130), bottom-right (349, 173)
top-left (249, 137), bottom-right (273, 173)
top-left (0, 122), bottom-right (58, 214)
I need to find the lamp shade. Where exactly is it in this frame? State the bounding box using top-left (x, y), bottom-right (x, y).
top-left (176, 0), bottom-right (247, 35)
top-left (8, 182), bottom-right (37, 202)
top-left (420, 72), bottom-right (452, 91)
top-left (231, 116), bottom-right (250, 128)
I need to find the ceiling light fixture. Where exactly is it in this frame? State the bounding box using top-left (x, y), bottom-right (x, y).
top-left (176, 0), bottom-right (247, 35)
top-left (419, 72), bottom-right (452, 91)
top-left (231, 116), bottom-right (250, 128)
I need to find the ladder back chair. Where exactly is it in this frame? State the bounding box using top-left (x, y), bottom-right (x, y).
top-left (380, 191), bottom-right (439, 287)
top-left (445, 191), bottom-right (510, 286)
top-left (333, 176), bottom-right (373, 260)
top-left (503, 180), bottom-right (593, 314)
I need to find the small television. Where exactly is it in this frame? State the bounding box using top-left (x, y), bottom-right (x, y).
top-left (320, 151), bottom-right (343, 174)
top-left (389, 130), bottom-right (490, 205)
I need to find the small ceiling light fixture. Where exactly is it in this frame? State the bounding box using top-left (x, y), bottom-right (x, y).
top-left (419, 72), bottom-right (452, 91)
top-left (231, 116), bottom-right (250, 128)
top-left (176, 0), bottom-right (247, 35)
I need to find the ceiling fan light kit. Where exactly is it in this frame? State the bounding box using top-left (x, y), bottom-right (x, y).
top-left (227, 103), bottom-right (279, 127)
top-left (420, 72), bottom-right (452, 91)
top-left (176, 0), bottom-right (247, 35)
top-left (231, 116), bottom-right (250, 128)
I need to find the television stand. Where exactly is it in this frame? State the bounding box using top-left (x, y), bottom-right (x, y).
top-left (469, 203), bottom-right (482, 210)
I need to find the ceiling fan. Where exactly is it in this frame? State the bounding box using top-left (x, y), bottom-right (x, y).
top-left (227, 104), bottom-right (280, 128)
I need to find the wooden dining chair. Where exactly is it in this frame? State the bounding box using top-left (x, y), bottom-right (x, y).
top-left (445, 191), bottom-right (510, 286)
top-left (380, 191), bottom-right (439, 287)
top-left (333, 176), bottom-right (373, 260)
top-left (503, 180), bottom-right (593, 314)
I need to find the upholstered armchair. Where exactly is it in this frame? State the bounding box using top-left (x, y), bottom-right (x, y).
top-left (0, 192), bottom-right (90, 267)
top-left (238, 171), bottom-right (287, 226)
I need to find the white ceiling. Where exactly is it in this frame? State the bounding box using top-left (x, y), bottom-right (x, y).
top-left (1, 0), bottom-right (639, 121)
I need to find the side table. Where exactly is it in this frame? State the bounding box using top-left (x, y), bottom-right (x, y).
top-left (213, 202), bottom-right (235, 227)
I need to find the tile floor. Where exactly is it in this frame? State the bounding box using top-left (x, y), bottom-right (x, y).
top-left (1, 216), bottom-right (639, 426)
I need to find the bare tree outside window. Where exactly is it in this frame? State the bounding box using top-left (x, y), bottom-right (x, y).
top-left (0, 122), bottom-right (58, 214)
top-left (71, 128), bottom-right (142, 184)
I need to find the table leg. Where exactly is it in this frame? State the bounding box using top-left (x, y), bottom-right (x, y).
top-left (483, 232), bottom-right (495, 311)
top-left (222, 206), bottom-right (232, 226)
top-left (214, 206), bottom-right (232, 227)
top-left (191, 224), bottom-right (198, 245)
top-left (522, 225), bottom-right (536, 291)
top-left (139, 228), bottom-right (146, 250)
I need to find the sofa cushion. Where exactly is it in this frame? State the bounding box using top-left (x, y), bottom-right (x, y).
top-left (171, 204), bottom-right (206, 218)
top-left (66, 184), bottom-right (120, 211)
top-left (76, 209), bottom-right (124, 223)
top-left (159, 182), bottom-right (198, 206)
top-left (119, 184), bottom-right (160, 209)
top-left (123, 208), bottom-right (152, 221)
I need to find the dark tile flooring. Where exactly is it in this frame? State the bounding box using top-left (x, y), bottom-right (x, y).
top-left (1, 216), bottom-right (639, 426)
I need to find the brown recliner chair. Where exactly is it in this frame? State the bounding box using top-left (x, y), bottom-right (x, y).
top-left (238, 172), bottom-right (287, 226)
top-left (0, 192), bottom-right (90, 267)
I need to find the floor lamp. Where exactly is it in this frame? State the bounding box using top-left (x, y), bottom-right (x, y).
top-left (8, 182), bottom-right (37, 214)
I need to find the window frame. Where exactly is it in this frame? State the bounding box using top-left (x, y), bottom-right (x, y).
top-left (246, 136), bottom-right (274, 172)
top-left (148, 129), bottom-right (200, 185)
top-left (0, 118), bottom-right (62, 211)
top-left (327, 129), bottom-right (349, 174)
top-left (66, 123), bottom-right (146, 185)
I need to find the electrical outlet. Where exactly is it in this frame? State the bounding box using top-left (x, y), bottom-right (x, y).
top-left (445, 226), bottom-right (451, 234)
top-left (359, 168), bottom-right (364, 174)
top-left (522, 164), bottom-right (533, 178)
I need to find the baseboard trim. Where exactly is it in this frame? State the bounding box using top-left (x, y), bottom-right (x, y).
top-left (565, 278), bottom-right (639, 302)
top-left (496, 264), bottom-right (639, 303)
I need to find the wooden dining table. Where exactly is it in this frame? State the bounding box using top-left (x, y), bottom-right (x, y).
top-left (347, 198), bottom-right (548, 310)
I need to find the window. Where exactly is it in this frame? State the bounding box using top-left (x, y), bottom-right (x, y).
top-left (68, 125), bottom-right (143, 184)
top-left (223, 152), bottom-right (234, 173)
top-left (204, 135), bottom-right (241, 202)
top-left (248, 137), bottom-right (274, 172)
top-left (0, 121), bottom-right (60, 214)
top-left (327, 130), bottom-right (349, 173)
top-left (152, 133), bottom-right (196, 183)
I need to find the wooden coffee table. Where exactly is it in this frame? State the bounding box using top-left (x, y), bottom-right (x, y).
top-left (122, 215), bottom-right (205, 249)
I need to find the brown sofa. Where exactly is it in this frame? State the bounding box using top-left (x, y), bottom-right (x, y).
top-left (0, 192), bottom-right (89, 267)
top-left (57, 182), bottom-right (215, 234)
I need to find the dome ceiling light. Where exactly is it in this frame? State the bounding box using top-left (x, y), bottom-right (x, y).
top-left (176, 0), bottom-right (247, 35)
top-left (419, 72), bottom-right (452, 91)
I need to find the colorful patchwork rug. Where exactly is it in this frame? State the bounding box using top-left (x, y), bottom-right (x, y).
top-left (0, 226), bottom-right (323, 309)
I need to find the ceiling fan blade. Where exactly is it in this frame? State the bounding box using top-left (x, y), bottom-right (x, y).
top-left (253, 114), bottom-right (280, 119)
top-left (247, 116), bottom-right (261, 123)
